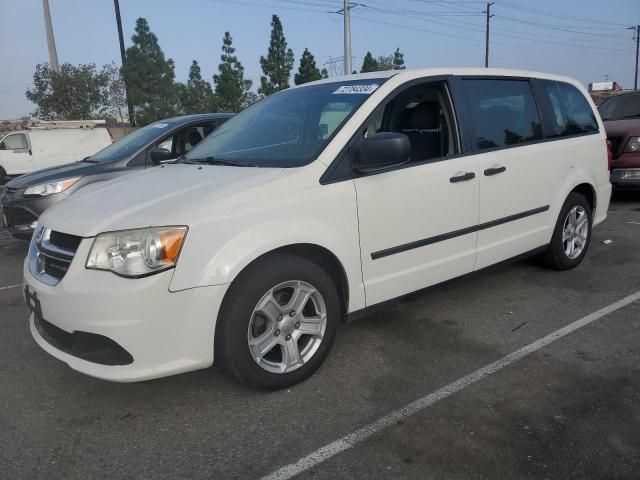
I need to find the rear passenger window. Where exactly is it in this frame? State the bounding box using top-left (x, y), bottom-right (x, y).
top-left (540, 80), bottom-right (598, 137)
top-left (462, 80), bottom-right (543, 150)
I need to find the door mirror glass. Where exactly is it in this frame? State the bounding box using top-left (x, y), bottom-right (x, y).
top-left (353, 132), bottom-right (411, 174)
top-left (150, 147), bottom-right (172, 164)
top-left (0, 142), bottom-right (5, 150)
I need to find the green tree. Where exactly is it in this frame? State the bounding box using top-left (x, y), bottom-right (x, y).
top-left (26, 63), bottom-right (108, 120)
top-left (376, 55), bottom-right (394, 71)
top-left (213, 32), bottom-right (253, 112)
top-left (393, 48), bottom-right (406, 70)
top-left (121, 18), bottom-right (179, 125)
top-left (360, 52), bottom-right (379, 73)
top-left (102, 62), bottom-right (128, 123)
top-left (182, 60), bottom-right (214, 113)
top-left (259, 15), bottom-right (294, 95)
top-left (321, 68), bottom-right (329, 79)
top-left (294, 48), bottom-right (323, 85)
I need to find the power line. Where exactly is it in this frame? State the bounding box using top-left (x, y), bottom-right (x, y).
top-left (356, 3), bottom-right (632, 53)
top-left (498, 1), bottom-right (630, 28)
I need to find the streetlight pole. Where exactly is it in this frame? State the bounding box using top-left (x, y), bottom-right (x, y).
top-left (113, 0), bottom-right (135, 125)
top-left (42, 0), bottom-right (60, 73)
top-left (344, 0), bottom-right (352, 75)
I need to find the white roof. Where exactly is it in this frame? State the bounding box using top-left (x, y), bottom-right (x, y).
top-left (294, 67), bottom-right (583, 90)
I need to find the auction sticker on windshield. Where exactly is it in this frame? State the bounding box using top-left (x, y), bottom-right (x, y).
top-left (333, 84), bottom-right (379, 95)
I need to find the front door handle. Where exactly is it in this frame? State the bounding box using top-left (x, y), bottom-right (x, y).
top-left (484, 166), bottom-right (506, 176)
top-left (450, 171), bottom-right (476, 183)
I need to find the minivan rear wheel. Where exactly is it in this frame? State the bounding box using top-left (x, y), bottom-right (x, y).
top-left (215, 253), bottom-right (340, 389)
top-left (541, 192), bottom-right (593, 270)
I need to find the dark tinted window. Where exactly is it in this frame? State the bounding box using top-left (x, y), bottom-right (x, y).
top-left (541, 80), bottom-right (598, 137)
top-left (598, 93), bottom-right (640, 121)
top-left (463, 79), bottom-right (543, 150)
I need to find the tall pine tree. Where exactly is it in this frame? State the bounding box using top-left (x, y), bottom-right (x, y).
top-left (360, 52), bottom-right (379, 73)
top-left (182, 60), bottom-right (214, 113)
top-left (259, 15), bottom-right (294, 95)
top-left (213, 32), bottom-right (252, 112)
top-left (121, 18), bottom-right (179, 125)
top-left (294, 48), bottom-right (322, 85)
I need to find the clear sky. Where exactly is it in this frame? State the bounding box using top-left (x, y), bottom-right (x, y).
top-left (0, 0), bottom-right (638, 119)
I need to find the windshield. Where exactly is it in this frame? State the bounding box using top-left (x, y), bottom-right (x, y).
top-left (182, 79), bottom-right (386, 167)
top-left (87, 121), bottom-right (175, 162)
top-left (599, 94), bottom-right (640, 121)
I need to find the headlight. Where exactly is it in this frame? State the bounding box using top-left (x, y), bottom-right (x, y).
top-left (86, 227), bottom-right (187, 277)
top-left (24, 177), bottom-right (81, 196)
top-left (624, 137), bottom-right (640, 153)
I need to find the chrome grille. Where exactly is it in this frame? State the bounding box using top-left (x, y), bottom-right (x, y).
top-left (28, 226), bottom-right (82, 286)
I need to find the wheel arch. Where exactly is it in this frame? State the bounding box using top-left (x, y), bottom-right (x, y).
top-left (570, 182), bottom-right (596, 213)
top-left (222, 243), bottom-right (351, 322)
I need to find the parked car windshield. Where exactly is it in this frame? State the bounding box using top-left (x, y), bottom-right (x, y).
top-left (86, 122), bottom-right (175, 163)
top-left (599, 93), bottom-right (640, 121)
top-left (181, 79), bottom-right (386, 167)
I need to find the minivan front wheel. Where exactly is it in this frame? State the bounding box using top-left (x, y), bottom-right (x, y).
top-left (216, 253), bottom-right (339, 389)
top-left (542, 192), bottom-right (593, 270)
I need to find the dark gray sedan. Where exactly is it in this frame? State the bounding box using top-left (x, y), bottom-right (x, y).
top-left (1, 113), bottom-right (233, 239)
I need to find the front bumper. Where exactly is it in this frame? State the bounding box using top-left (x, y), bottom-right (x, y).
top-left (610, 168), bottom-right (640, 189)
top-left (24, 238), bottom-right (229, 382)
top-left (1, 190), bottom-right (60, 240)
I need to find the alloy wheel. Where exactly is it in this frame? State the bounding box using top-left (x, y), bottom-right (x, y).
top-left (247, 280), bottom-right (327, 374)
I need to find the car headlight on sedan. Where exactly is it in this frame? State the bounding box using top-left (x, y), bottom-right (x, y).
top-left (624, 137), bottom-right (640, 153)
top-left (86, 227), bottom-right (188, 277)
top-left (24, 177), bottom-right (81, 196)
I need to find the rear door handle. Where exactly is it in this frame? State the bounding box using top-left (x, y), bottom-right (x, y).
top-left (484, 166), bottom-right (506, 176)
top-left (450, 172), bottom-right (476, 183)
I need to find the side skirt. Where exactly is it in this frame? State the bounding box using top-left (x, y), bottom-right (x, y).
top-left (344, 244), bottom-right (549, 323)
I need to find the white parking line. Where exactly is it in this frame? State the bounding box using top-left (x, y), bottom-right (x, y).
top-left (0, 284), bottom-right (21, 291)
top-left (262, 289), bottom-right (640, 480)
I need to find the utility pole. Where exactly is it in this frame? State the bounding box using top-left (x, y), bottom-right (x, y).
top-left (484, 2), bottom-right (495, 68)
top-left (113, 0), bottom-right (135, 125)
top-left (629, 25), bottom-right (640, 90)
top-left (42, 0), bottom-right (60, 73)
top-left (343, 0), bottom-right (352, 76)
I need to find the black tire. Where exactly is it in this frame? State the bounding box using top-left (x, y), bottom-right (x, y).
top-left (215, 253), bottom-right (340, 390)
top-left (540, 192), bottom-right (593, 270)
top-left (0, 167), bottom-right (6, 186)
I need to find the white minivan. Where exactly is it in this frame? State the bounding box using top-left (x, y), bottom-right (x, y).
top-left (0, 128), bottom-right (112, 183)
top-left (24, 68), bottom-right (611, 389)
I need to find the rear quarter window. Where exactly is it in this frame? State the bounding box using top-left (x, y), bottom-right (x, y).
top-left (540, 80), bottom-right (598, 137)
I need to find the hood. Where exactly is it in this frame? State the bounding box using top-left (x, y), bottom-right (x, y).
top-left (603, 118), bottom-right (640, 138)
top-left (39, 163), bottom-right (285, 237)
top-left (6, 161), bottom-right (114, 189)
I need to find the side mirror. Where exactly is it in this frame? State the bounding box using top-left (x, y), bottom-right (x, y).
top-left (353, 132), bottom-right (411, 174)
top-left (0, 143), bottom-right (6, 150)
top-left (150, 147), bottom-right (172, 164)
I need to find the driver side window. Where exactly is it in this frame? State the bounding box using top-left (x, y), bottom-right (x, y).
top-left (362, 82), bottom-right (458, 164)
top-left (1, 133), bottom-right (29, 152)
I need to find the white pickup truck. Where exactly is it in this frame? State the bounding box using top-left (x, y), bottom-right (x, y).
top-left (0, 128), bottom-right (112, 183)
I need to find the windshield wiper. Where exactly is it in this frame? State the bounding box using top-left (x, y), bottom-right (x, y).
top-left (81, 157), bottom-right (99, 163)
top-left (186, 156), bottom-right (256, 167)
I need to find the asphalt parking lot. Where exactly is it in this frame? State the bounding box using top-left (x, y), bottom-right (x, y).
top-left (1, 191), bottom-right (639, 479)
